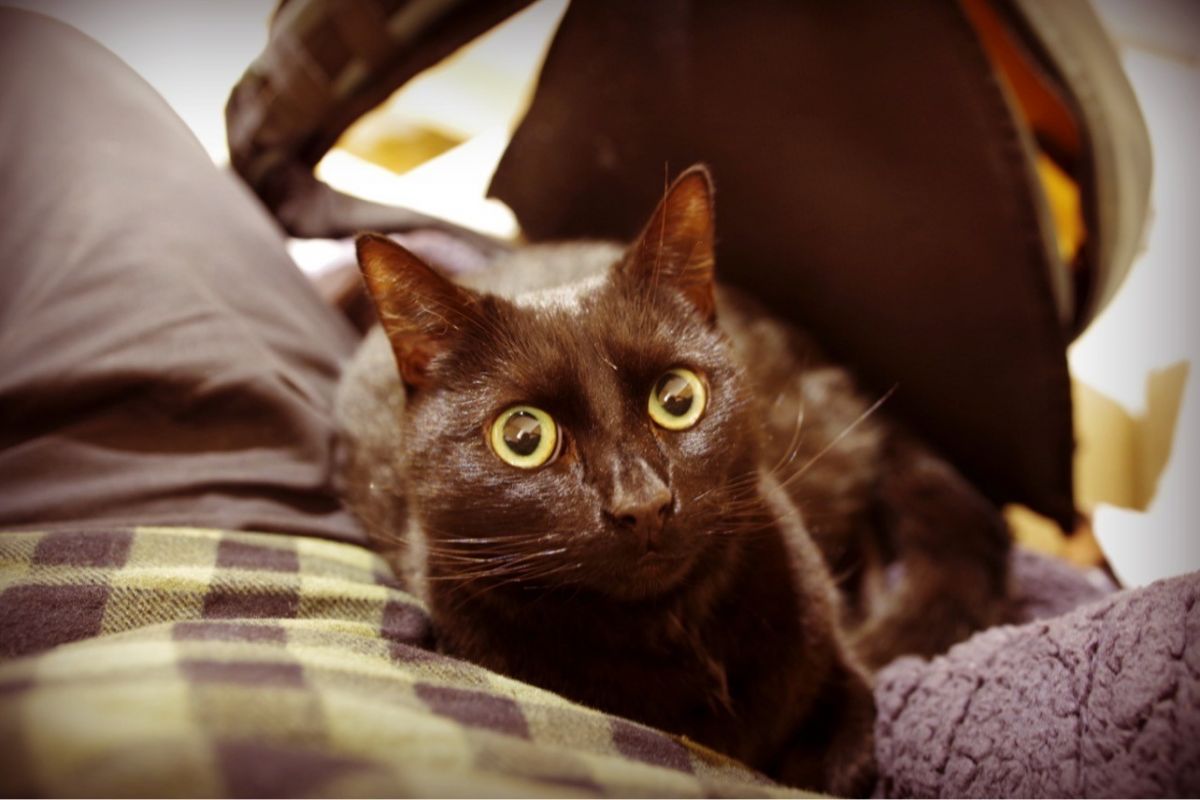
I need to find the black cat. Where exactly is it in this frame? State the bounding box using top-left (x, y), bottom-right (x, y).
top-left (336, 165), bottom-right (1010, 793)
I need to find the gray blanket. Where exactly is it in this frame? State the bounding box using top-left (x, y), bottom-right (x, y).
top-left (875, 552), bottom-right (1199, 797)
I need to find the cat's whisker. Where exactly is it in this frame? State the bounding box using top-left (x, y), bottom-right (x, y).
top-left (426, 547), bottom-right (568, 570)
top-left (768, 401), bottom-right (807, 479)
top-left (435, 532), bottom-right (556, 545)
top-left (775, 384), bottom-right (897, 493)
top-left (444, 559), bottom-right (583, 603)
top-left (424, 540), bottom-right (548, 555)
top-left (488, 560), bottom-right (582, 590)
top-left (428, 544), bottom-right (569, 569)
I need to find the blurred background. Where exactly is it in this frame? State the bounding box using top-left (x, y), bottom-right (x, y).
top-left (3, 0), bottom-right (1197, 587)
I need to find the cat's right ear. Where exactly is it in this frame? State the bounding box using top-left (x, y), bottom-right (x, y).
top-left (356, 233), bottom-right (478, 389)
top-left (619, 164), bottom-right (717, 322)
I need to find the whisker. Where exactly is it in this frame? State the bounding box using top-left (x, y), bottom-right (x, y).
top-left (776, 384), bottom-right (897, 492)
top-left (769, 401), bottom-right (807, 478)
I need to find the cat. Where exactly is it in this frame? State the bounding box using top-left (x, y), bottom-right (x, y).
top-left (335, 165), bottom-right (1011, 793)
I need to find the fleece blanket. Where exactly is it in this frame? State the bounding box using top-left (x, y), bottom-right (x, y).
top-left (1, 525), bottom-right (1197, 797)
top-left (876, 553), bottom-right (1200, 797)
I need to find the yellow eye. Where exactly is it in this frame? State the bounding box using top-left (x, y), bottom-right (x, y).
top-left (489, 405), bottom-right (559, 468)
top-left (648, 368), bottom-right (707, 430)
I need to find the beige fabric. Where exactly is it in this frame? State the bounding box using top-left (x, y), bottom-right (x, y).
top-left (1012, 0), bottom-right (1153, 332)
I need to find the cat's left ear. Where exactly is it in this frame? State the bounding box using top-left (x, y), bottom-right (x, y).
top-left (619, 164), bottom-right (717, 322)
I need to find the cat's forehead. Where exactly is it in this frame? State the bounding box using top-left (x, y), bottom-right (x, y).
top-left (510, 273), bottom-right (607, 314)
top-left (481, 277), bottom-right (720, 394)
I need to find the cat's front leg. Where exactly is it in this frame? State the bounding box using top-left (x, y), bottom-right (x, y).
top-left (773, 654), bottom-right (877, 796)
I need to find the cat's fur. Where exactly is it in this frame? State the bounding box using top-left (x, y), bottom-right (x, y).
top-left (335, 166), bottom-right (1010, 793)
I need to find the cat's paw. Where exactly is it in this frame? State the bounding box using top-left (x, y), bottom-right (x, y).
top-left (775, 660), bottom-right (877, 796)
top-left (850, 559), bottom-right (1015, 670)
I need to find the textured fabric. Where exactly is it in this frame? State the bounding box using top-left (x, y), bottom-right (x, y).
top-left (224, 0), bottom-right (526, 245)
top-left (489, 0), bottom-right (1081, 527)
top-left (0, 526), bottom-right (795, 797)
top-left (875, 569), bottom-right (1200, 797)
top-left (0, 9), bottom-right (363, 544)
top-left (1009, 0), bottom-right (1153, 327)
top-left (223, 0), bottom-right (1152, 529)
top-left (3, 527), bottom-right (1191, 797)
top-left (1007, 545), bottom-right (1116, 622)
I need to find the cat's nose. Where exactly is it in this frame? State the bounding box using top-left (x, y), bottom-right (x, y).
top-left (606, 485), bottom-right (674, 547)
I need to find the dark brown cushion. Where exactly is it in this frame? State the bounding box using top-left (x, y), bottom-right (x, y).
top-left (0, 9), bottom-right (364, 544)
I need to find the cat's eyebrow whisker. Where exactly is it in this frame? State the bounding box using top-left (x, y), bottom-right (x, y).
top-left (593, 340), bottom-right (620, 373)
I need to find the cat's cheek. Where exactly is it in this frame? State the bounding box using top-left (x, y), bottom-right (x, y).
top-left (669, 430), bottom-right (715, 461)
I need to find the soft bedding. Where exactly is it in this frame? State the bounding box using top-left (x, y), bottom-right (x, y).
top-left (3, 527), bottom-right (1196, 796)
top-left (0, 526), bottom-right (789, 797)
top-left (876, 564), bottom-right (1200, 797)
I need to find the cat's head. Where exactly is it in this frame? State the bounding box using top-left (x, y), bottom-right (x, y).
top-left (357, 166), bottom-right (763, 602)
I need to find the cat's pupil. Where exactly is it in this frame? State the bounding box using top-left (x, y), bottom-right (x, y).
top-left (503, 411), bottom-right (543, 456)
top-left (656, 373), bottom-right (694, 417)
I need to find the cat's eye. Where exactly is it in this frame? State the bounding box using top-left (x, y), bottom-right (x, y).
top-left (648, 368), bottom-right (707, 430)
top-left (489, 405), bottom-right (559, 468)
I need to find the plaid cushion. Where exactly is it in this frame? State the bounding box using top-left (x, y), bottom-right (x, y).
top-left (0, 527), bottom-right (803, 796)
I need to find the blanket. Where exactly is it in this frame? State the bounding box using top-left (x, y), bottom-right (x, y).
top-left (2, 525), bottom-right (1197, 796)
top-left (0, 527), bottom-right (792, 797)
top-left (876, 561), bottom-right (1200, 797)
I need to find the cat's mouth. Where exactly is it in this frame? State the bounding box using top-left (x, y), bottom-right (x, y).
top-left (636, 550), bottom-right (685, 577)
top-left (603, 548), bottom-right (697, 600)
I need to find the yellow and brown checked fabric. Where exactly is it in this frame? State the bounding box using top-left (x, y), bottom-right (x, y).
top-left (0, 527), bottom-right (803, 797)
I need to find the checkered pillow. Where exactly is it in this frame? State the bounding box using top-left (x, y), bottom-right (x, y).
top-left (0, 527), bottom-right (802, 796)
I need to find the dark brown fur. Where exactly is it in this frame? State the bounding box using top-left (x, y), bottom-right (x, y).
top-left (336, 166), bottom-right (1010, 793)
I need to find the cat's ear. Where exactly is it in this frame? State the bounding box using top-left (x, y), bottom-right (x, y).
top-left (356, 233), bottom-right (478, 389)
top-left (620, 164), bottom-right (717, 321)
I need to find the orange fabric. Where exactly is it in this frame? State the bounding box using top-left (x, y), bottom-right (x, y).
top-left (961, 0), bottom-right (1085, 265)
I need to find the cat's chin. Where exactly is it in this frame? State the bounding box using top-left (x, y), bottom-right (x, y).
top-left (592, 550), bottom-right (699, 602)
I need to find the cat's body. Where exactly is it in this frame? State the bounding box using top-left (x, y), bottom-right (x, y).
top-left (336, 168), bottom-right (1010, 794)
